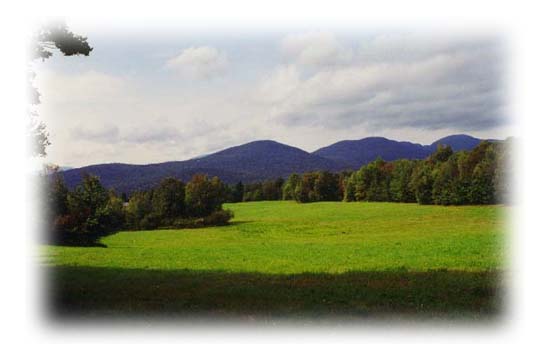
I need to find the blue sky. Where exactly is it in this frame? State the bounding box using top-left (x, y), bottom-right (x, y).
top-left (32, 25), bottom-right (510, 167)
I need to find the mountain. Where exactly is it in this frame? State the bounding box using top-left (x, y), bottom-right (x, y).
top-left (60, 140), bottom-right (344, 194)
top-left (313, 137), bottom-right (431, 170)
top-left (428, 134), bottom-right (484, 152)
top-left (183, 140), bottom-right (343, 177)
top-left (59, 135), bottom-right (490, 195)
top-left (313, 134), bottom-right (485, 169)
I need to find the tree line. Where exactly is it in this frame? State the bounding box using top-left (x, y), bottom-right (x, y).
top-left (223, 140), bottom-right (511, 205)
top-left (44, 140), bottom-right (510, 245)
top-left (45, 173), bottom-right (233, 245)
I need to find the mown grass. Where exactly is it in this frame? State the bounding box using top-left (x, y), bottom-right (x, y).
top-left (42, 201), bottom-right (508, 321)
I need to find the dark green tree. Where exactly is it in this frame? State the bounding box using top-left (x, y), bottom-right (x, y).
top-left (365, 158), bottom-right (392, 201)
top-left (432, 155), bottom-right (461, 205)
top-left (313, 171), bottom-right (340, 201)
top-left (126, 191), bottom-right (154, 229)
top-left (430, 144), bottom-right (454, 163)
top-left (410, 162), bottom-right (434, 205)
top-left (151, 177), bottom-right (186, 223)
top-left (185, 174), bottom-right (225, 217)
top-left (56, 173), bottom-right (120, 244)
top-left (231, 181), bottom-right (244, 203)
top-left (389, 159), bottom-right (416, 202)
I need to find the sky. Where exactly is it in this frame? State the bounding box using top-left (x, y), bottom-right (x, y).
top-left (32, 24), bottom-right (511, 168)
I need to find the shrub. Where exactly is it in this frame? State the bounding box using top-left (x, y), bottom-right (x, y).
top-left (204, 209), bottom-right (234, 226)
top-left (171, 217), bottom-right (205, 229)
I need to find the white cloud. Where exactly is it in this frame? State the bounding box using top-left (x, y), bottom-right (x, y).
top-left (281, 32), bottom-right (353, 67)
top-left (165, 46), bottom-right (228, 79)
top-left (34, 70), bottom-right (133, 104)
top-left (257, 65), bottom-right (301, 103)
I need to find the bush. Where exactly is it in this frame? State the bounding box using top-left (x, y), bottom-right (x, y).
top-left (171, 217), bottom-right (205, 229)
top-left (168, 210), bottom-right (233, 229)
top-left (204, 209), bottom-right (234, 226)
top-left (139, 214), bottom-right (160, 230)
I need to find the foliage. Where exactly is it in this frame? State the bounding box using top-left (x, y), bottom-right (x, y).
top-left (185, 174), bottom-right (225, 217)
top-left (151, 177), bottom-right (186, 224)
top-left (282, 173), bottom-right (300, 200)
top-left (225, 181), bottom-right (244, 203)
top-left (138, 140), bottom-right (508, 207)
top-left (46, 173), bottom-right (234, 243)
top-left (389, 159), bottom-right (416, 202)
top-left (29, 22), bottom-right (93, 157)
top-left (49, 174), bottom-right (123, 245)
top-left (47, 140), bottom-right (509, 245)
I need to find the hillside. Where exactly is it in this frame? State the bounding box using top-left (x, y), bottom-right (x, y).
top-left (428, 134), bottom-right (486, 152)
top-left (60, 134), bottom-right (489, 194)
top-left (60, 140), bottom-right (344, 194)
top-left (313, 134), bottom-right (484, 169)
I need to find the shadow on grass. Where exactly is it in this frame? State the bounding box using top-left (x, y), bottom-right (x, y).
top-left (48, 242), bottom-right (108, 248)
top-left (45, 266), bottom-right (504, 323)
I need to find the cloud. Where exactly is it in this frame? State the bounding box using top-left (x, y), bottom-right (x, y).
top-left (281, 32), bottom-right (353, 67)
top-left (259, 37), bottom-right (504, 132)
top-left (34, 33), bottom-right (507, 168)
top-left (35, 70), bottom-right (133, 105)
top-left (71, 123), bottom-right (120, 143)
top-left (257, 65), bottom-right (301, 104)
top-left (165, 46), bottom-right (228, 79)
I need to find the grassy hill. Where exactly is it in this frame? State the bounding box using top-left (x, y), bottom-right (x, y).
top-left (43, 201), bottom-right (507, 320)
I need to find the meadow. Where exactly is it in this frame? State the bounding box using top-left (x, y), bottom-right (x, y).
top-left (43, 201), bottom-right (507, 321)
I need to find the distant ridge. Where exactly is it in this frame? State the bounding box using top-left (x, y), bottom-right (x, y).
top-left (313, 134), bottom-right (486, 169)
top-left (59, 134), bottom-right (492, 194)
top-left (429, 134), bottom-right (485, 152)
top-left (60, 140), bottom-right (344, 194)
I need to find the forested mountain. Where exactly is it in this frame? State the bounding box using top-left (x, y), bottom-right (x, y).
top-left (313, 134), bottom-right (484, 169)
top-left (59, 135), bottom-right (489, 195)
top-left (60, 140), bottom-right (344, 194)
top-left (428, 134), bottom-right (486, 152)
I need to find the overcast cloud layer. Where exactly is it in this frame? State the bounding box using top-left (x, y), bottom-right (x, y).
top-left (32, 30), bottom-right (509, 167)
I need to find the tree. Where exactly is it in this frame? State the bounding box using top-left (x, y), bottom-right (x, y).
top-left (48, 172), bottom-right (69, 217)
top-left (494, 139), bottom-right (512, 204)
top-left (262, 178), bottom-right (284, 200)
top-left (185, 174), bottom-right (225, 217)
top-left (389, 159), bottom-right (415, 202)
top-left (282, 173), bottom-right (300, 200)
top-left (343, 173), bottom-right (357, 202)
top-left (469, 144), bottom-right (497, 204)
top-left (294, 173), bottom-right (318, 203)
top-left (410, 162), bottom-right (434, 205)
top-left (432, 155), bottom-right (461, 205)
top-left (313, 171), bottom-right (339, 201)
top-left (29, 21), bottom-right (93, 156)
top-left (126, 191), bottom-right (154, 229)
top-left (365, 158), bottom-right (392, 201)
top-left (151, 177), bottom-right (186, 223)
top-left (53, 173), bottom-right (121, 244)
top-left (231, 181), bottom-right (244, 203)
top-left (430, 144), bottom-right (454, 163)
top-left (353, 166), bottom-right (369, 201)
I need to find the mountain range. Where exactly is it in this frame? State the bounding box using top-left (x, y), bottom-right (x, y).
top-left (59, 134), bottom-right (491, 194)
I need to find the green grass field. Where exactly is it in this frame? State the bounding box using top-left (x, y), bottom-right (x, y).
top-left (43, 201), bottom-right (507, 320)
